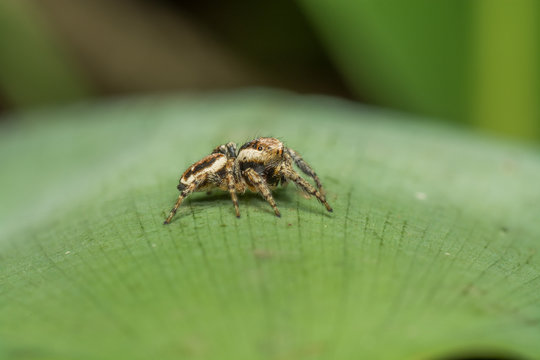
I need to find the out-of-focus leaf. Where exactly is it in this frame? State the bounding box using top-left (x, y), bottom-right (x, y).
top-left (472, 0), bottom-right (540, 140)
top-left (297, 1), bottom-right (471, 122)
top-left (297, 0), bottom-right (540, 141)
top-left (0, 1), bottom-right (92, 108)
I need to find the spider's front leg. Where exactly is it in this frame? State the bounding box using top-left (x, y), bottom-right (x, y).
top-left (280, 164), bottom-right (333, 212)
top-left (285, 148), bottom-right (326, 196)
top-left (243, 168), bottom-right (281, 217)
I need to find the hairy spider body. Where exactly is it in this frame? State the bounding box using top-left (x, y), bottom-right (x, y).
top-left (163, 138), bottom-right (332, 224)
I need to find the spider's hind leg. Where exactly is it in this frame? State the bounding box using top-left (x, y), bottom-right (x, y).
top-left (164, 179), bottom-right (203, 224)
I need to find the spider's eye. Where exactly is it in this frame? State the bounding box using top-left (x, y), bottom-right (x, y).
top-left (258, 146), bottom-right (263, 151)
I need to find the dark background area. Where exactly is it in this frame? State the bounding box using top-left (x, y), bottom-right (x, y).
top-left (0, 0), bottom-right (538, 140)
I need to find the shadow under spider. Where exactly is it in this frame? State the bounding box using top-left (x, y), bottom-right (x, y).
top-left (185, 187), bottom-right (333, 218)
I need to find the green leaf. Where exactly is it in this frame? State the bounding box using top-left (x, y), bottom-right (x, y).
top-left (1, 91), bottom-right (539, 359)
top-left (297, 0), bottom-right (540, 140)
top-left (297, 0), bottom-right (472, 122)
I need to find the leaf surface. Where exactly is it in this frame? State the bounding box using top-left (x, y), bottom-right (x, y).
top-left (1, 91), bottom-right (539, 359)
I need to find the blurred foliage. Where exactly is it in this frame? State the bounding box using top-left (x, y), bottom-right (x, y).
top-left (298, 0), bottom-right (472, 122)
top-left (0, 0), bottom-right (92, 108)
top-left (473, 0), bottom-right (540, 140)
top-left (1, 91), bottom-right (540, 359)
top-left (0, 0), bottom-right (539, 141)
top-left (298, 0), bottom-right (540, 140)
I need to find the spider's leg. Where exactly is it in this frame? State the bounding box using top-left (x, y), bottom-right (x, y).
top-left (285, 148), bottom-right (326, 196)
top-left (225, 158), bottom-right (241, 217)
top-left (281, 165), bottom-right (333, 212)
top-left (244, 168), bottom-right (281, 217)
top-left (226, 142), bottom-right (238, 157)
top-left (163, 178), bottom-right (204, 224)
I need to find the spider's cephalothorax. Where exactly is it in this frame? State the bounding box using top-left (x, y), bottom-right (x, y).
top-left (163, 138), bottom-right (332, 224)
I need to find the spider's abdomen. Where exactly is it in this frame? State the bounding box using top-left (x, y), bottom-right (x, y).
top-left (179, 153), bottom-right (227, 190)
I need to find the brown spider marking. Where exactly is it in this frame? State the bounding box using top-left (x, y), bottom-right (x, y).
top-left (163, 138), bottom-right (332, 224)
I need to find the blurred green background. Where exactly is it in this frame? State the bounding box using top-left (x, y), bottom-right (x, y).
top-left (1, 0), bottom-right (538, 140)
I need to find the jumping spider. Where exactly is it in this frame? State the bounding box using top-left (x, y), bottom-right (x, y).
top-left (163, 137), bottom-right (332, 224)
